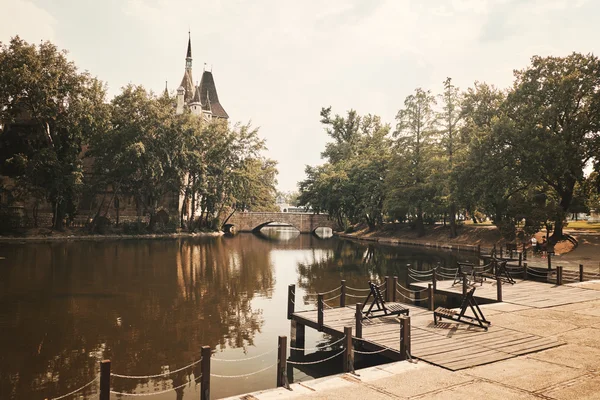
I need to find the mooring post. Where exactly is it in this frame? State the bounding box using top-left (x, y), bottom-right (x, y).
top-left (499, 245), bottom-right (503, 259)
top-left (355, 303), bottom-right (362, 338)
top-left (399, 316), bottom-right (411, 360)
top-left (201, 346), bottom-right (211, 400)
top-left (518, 252), bottom-right (522, 268)
top-left (384, 276), bottom-right (390, 302)
top-left (287, 284), bottom-right (295, 320)
top-left (290, 320), bottom-right (305, 357)
top-left (547, 252), bottom-right (552, 270)
top-left (340, 280), bottom-right (346, 307)
top-left (432, 268), bottom-right (437, 291)
top-left (99, 360), bottom-right (111, 400)
top-left (317, 294), bottom-right (324, 331)
top-left (524, 262), bottom-right (528, 280)
top-left (276, 336), bottom-right (287, 388)
top-left (580, 264), bottom-right (584, 282)
top-left (496, 277), bottom-right (502, 302)
top-left (557, 265), bottom-right (563, 286)
top-left (523, 246), bottom-right (527, 260)
top-left (392, 276), bottom-right (398, 302)
top-left (343, 326), bottom-right (354, 373)
top-left (462, 273), bottom-right (468, 296)
top-left (428, 283), bottom-right (434, 311)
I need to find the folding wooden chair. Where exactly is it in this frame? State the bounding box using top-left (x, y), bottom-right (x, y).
top-left (434, 287), bottom-right (491, 330)
top-left (361, 281), bottom-right (409, 318)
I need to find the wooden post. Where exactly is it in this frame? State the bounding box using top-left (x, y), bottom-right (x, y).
top-left (518, 252), bottom-right (522, 268)
top-left (290, 320), bottom-right (305, 356)
top-left (384, 276), bottom-right (390, 302)
top-left (462, 273), bottom-right (468, 296)
top-left (432, 268), bottom-right (437, 291)
top-left (99, 360), bottom-right (111, 400)
top-left (340, 280), bottom-right (346, 307)
top-left (317, 294), bottom-right (324, 331)
top-left (428, 283), bottom-right (434, 311)
top-left (287, 284), bottom-right (295, 320)
top-left (547, 252), bottom-right (552, 270)
top-left (499, 246), bottom-right (503, 259)
top-left (580, 264), bottom-right (584, 282)
top-left (201, 346), bottom-right (211, 400)
top-left (399, 316), bottom-right (411, 360)
top-left (523, 246), bottom-right (527, 260)
top-left (557, 265), bottom-right (563, 286)
top-left (496, 277), bottom-right (502, 302)
top-left (492, 243), bottom-right (496, 256)
top-left (477, 244), bottom-right (481, 258)
top-left (392, 276), bottom-right (398, 302)
top-left (524, 263), bottom-right (528, 280)
top-left (277, 336), bottom-right (287, 388)
top-left (355, 303), bottom-right (362, 338)
top-left (343, 326), bottom-right (353, 373)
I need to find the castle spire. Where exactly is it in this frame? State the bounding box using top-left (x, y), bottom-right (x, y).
top-left (185, 31), bottom-right (192, 70)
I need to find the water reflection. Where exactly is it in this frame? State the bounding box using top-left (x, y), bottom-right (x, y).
top-left (0, 234), bottom-right (478, 399)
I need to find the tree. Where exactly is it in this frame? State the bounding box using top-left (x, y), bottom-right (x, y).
top-left (504, 53), bottom-right (600, 242)
top-left (386, 88), bottom-right (437, 236)
top-left (437, 78), bottom-right (462, 237)
top-left (0, 36), bottom-right (109, 229)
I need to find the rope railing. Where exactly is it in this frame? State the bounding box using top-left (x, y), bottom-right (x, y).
top-left (112, 358), bottom-right (202, 379)
top-left (286, 349), bottom-right (345, 365)
top-left (110, 374), bottom-right (201, 397)
top-left (323, 293), bottom-right (342, 302)
top-left (49, 375), bottom-right (99, 400)
top-left (211, 348), bottom-right (276, 362)
top-left (353, 347), bottom-right (388, 355)
top-left (345, 293), bottom-right (368, 299)
top-left (210, 364), bottom-right (276, 378)
top-left (289, 336), bottom-right (346, 352)
top-left (408, 274), bottom-right (432, 282)
top-left (396, 282), bottom-right (429, 294)
top-left (345, 285), bottom-right (371, 292)
top-left (319, 285), bottom-right (342, 295)
top-left (407, 268), bottom-right (433, 276)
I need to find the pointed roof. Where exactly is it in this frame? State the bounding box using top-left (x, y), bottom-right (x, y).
top-left (186, 32), bottom-right (192, 59)
top-left (198, 70), bottom-right (228, 119)
top-left (190, 85), bottom-right (201, 104)
top-left (179, 69), bottom-right (194, 103)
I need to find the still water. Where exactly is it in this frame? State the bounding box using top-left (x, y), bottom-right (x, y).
top-left (0, 228), bottom-right (477, 399)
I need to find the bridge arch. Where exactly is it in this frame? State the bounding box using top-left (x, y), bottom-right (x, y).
top-left (226, 212), bottom-right (338, 234)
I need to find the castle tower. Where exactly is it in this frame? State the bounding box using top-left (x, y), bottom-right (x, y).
top-left (179, 32), bottom-right (195, 104)
top-left (176, 85), bottom-right (185, 114)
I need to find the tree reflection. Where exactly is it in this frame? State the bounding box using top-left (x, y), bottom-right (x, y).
top-left (0, 236), bottom-right (273, 399)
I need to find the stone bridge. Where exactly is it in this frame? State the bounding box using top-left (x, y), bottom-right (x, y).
top-left (225, 212), bottom-right (338, 233)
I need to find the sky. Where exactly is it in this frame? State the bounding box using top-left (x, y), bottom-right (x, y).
top-left (1, 0), bottom-right (599, 192)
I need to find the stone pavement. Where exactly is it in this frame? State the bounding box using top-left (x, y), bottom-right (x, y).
top-left (226, 280), bottom-right (600, 400)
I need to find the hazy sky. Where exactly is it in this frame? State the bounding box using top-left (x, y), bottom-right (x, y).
top-left (2, 0), bottom-right (599, 191)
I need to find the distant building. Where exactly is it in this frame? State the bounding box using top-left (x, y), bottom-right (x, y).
top-left (175, 33), bottom-right (228, 121)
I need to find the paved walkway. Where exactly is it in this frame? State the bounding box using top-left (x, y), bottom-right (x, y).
top-left (226, 280), bottom-right (600, 399)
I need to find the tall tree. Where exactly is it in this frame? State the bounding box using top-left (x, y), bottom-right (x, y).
top-left (386, 88), bottom-right (437, 236)
top-left (0, 36), bottom-right (109, 229)
top-left (438, 77), bottom-right (462, 237)
top-left (505, 53), bottom-right (600, 242)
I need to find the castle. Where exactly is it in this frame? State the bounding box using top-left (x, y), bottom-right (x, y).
top-left (174, 34), bottom-right (228, 121)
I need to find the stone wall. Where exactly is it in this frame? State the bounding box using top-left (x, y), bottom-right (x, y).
top-left (227, 212), bottom-right (337, 233)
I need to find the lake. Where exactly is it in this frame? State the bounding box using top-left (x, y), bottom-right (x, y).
top-left (0, 228), bottom-right (478, 399)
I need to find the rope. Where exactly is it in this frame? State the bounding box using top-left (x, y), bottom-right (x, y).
top-left (324, 293), bottom-right (341, 302)
top-left (49, 375), bottom-right (99, 400)
top-left (289, 336), bottom-right (346, 351)
top-left (212, 348), bottom-right (276, 362)
top-left (396, 282), bottom-right (428, 293)
top-left (345, 293), bottom-right (367, 299)
top-left (394, 290), bottom-right (414, 301)
top-left (286, 349), bottom-right (345, 365)
top-left (407, 268), bottom-right (432, 276)
top-left (112, 358), bottom-right (202, 379)
top-left (345, 286), bottom-right (371, 292)
top-left (319, 286), bottom-right (342, 295)
top-left (110, 374), bottom-right (200, 396)
top-left (353, 347), bottom-right (388, 355)
top-left (210, 363), bottom-right (276, 378)
top-left (408, 274), bottom-right (431, 282)
top-left (439, 266), bottom-right (458, 272)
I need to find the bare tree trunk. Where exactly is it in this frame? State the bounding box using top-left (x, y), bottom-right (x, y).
top-left (449, 203), bottom-right (458, 238)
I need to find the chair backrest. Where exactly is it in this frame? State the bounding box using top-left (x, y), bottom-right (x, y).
top-left (459, 287), bottom-right (476, 312)
top-left (369, 281), bottom-right (386, 304)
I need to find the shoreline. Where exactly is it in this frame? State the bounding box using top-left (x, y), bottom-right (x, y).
top-left (0, 231), bottom-right (223, 244)
top-left (335, 232), bottom-right (486, 254)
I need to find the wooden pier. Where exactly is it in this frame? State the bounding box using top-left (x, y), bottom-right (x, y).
top-left (289, 278), bottom-right (600, 371)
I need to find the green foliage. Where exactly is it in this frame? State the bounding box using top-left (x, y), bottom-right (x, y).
top-left (0, 36), bottom-right (109, 230)
top-left (121, 220), bottom-right (148, 235)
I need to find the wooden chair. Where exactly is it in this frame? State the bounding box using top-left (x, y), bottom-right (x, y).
top-left (361, 281), bottom-right (409, 318)
top-left (434, 287), bottom-right (490, 330)
top-left (453, 262), bottom-right (483, 286)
